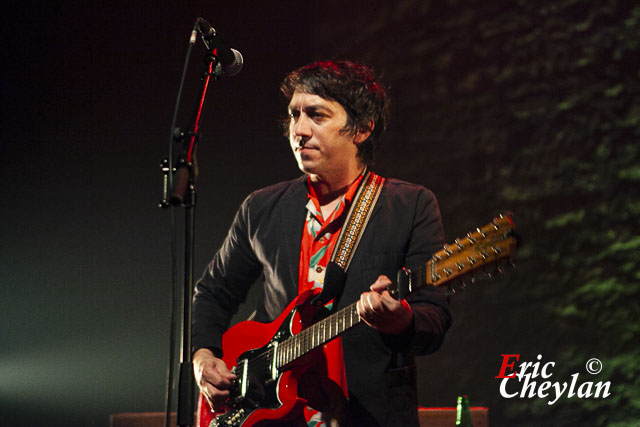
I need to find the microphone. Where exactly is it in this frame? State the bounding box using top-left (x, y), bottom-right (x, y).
top-left (196, 18), bottom-right (243, 76)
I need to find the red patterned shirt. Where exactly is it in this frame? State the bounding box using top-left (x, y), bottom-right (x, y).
top-left (298, 173), bottom-right (364, 426)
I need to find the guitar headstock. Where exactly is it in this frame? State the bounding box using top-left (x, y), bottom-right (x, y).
top-left (429, 213), bottom-right (518, 291)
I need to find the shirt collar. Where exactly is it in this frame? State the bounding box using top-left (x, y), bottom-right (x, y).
top-left (305, 169), bottom-right (366, 221)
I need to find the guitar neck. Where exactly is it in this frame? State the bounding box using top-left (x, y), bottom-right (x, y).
top-left (274, 262), bottom-right (440, 369)
top-left (274, 302), bottom-right (361, 369)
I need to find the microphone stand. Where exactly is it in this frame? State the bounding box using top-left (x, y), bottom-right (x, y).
top-left (160, 36), bottom-right (225, 427)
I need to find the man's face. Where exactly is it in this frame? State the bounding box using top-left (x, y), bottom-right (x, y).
top-left (287, 91), bottom-right (363, 179)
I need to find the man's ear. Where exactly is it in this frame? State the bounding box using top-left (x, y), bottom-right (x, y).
top-left (354, 120), bottom-right (374, 144)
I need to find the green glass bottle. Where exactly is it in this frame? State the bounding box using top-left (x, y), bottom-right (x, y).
top-left (455, 395), bottom-right (473, 426)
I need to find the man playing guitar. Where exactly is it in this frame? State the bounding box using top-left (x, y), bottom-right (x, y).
top-left (192, 60), bottom-right (452, 426)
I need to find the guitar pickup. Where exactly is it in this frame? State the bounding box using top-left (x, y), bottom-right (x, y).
top-left (231, 359), bottom-right (249, 399)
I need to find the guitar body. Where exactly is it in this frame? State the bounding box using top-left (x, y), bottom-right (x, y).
top-left (198, 290), bottom-right (321, 427)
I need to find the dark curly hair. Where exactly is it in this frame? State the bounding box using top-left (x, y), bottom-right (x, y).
top-left (280, 60), bottom-right (390, 167)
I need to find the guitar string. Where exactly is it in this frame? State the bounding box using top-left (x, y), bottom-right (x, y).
top-left (235, 303), bottom-right (363, 374)
top-left (234, 262), bottom-right (430, 372)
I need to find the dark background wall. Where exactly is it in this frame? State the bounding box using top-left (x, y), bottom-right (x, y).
top-left (1, 1), bottom-right (638, 426)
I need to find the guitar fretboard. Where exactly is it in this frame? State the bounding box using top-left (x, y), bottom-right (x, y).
top-left (274, 302), bottom-right (361, 369)
top-left (272, 262), bottom-right (432, 369)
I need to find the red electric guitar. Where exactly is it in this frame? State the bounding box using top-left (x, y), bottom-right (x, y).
top-left (197, 214), bottom-right (518, 427)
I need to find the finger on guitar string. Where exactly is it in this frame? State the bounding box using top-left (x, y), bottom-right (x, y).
top-left (369, 275), bottom-right (393, 292)
top-left (357, 293), bottom-right (382, 325)
top-left (357, 275), bottom-right (391, 319)
top-left (357, 275), bottom-right (413, 334)
top-left (365, 291), bottom-right (383, 314)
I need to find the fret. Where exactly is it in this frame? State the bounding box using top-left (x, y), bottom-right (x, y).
top-left (299, 329), bottom-right (304, 356)
top-left (290, 337), bottom-right (295, 361)
top-left (276, 303), bottom-right (367, 368)
top-left (276, 345), bottom-right (280, 368)
top-left (311, 324), bottom-right (316, 349)
top-left (295, 336), bottom-right (300, 359)
top-left (282, 345), bottom-right (286, 367)
top-left (302, 327), bottom-right (307, 353)
top-left (282, 342), bottom-right (287, 366)
top-left (280, 343), bottom-right (285, 366)
top-left (310, 326), bottom-right (314, 350)
top-left (291, 338), bottom-right (295, 362)
top-left (331, 315), bottom-right (337, 337)
top-left (315, 322), bottom-right (321, 348)
top-left (284, 343), bottom-right (288, 365)
top-left (312, 326), bottom-right (316, 349)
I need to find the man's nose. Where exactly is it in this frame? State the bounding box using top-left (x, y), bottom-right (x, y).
top-left (293, 115), bottom-right (312, 138)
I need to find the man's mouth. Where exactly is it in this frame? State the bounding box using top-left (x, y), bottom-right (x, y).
top-left (297, 143), bottom-right (316, 152)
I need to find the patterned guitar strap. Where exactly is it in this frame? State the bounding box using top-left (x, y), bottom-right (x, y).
top-left (315, 170), bottom-right (385, 307)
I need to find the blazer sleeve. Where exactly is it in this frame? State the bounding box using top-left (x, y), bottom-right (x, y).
top-left (381, 186), bottom-right (452, 355)
top-left (191, 193), bottom-right (263, 357)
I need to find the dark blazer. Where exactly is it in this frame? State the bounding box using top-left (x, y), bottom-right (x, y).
top-left (193, 175), bottom-right (452, 426)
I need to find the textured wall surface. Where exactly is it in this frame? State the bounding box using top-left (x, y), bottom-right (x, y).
top-left (312, 1), bottom-right (640, 425)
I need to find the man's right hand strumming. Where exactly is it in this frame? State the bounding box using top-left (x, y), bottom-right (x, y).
top-left (193, 348), bottom-right (237, 410)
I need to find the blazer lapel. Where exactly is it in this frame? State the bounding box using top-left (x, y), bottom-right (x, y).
top-left (279, 176), bottom-right (308, 290)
